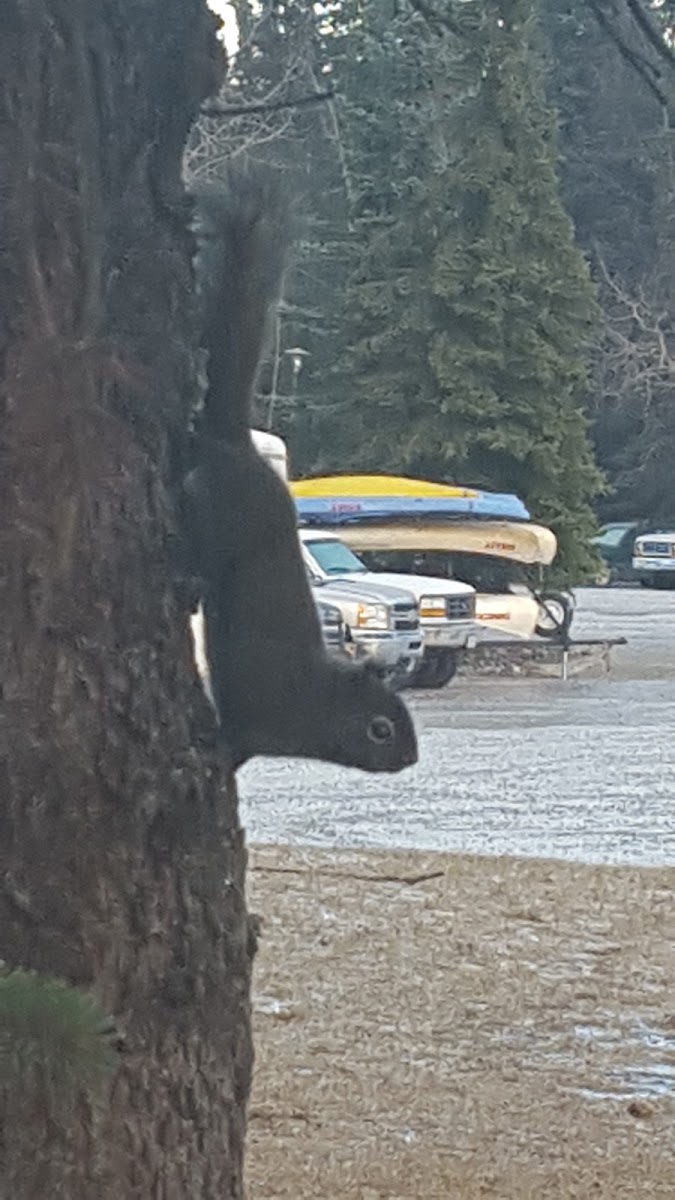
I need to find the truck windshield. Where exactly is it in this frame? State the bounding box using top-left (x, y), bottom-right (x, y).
top-left (593, 524), bottom-right (634, 549)
top-left (309, 539), bottom-right (368, 575)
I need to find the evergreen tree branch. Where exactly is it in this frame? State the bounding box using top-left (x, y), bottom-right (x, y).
top-left (0, 967), bottom-right (118, 1103)
top-left (407, 0), bottom-right (463, 37)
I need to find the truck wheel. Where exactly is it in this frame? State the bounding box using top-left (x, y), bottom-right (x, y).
top-left (410, 650), bottom-right (459, 689)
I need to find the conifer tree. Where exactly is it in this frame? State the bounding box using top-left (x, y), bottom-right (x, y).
top-left (230, 0), bottom-right (606, 579)
top-left (418, 0), bottom-right (604, 578)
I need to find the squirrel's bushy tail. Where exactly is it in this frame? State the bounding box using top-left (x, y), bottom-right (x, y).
top-left (192, 167), bottom-right (291, 441)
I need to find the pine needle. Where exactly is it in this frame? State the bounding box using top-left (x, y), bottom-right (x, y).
top-left (0, 967), bottom-right (117, 1102)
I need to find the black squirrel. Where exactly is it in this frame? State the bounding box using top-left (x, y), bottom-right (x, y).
top-left (184, 169), bottom-right (418, 772)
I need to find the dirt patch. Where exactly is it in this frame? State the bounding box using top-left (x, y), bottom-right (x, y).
top-left (246, 845), bottom-right (675, 1199)
top-left (460, 640), bottom-right (613, 679)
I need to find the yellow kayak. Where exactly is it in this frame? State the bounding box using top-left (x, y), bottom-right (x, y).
top-left (292, 474), bottom-right (480, 499)
top-left (337, 519), bottom-right (557, 566)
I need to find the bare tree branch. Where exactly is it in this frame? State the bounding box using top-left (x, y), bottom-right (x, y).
top-left (594, 250), bottom-right (675, 403)
top-left (587, 0), bottom-right (670, 111)
top-left (202, 88), bottom-right (333, 117)
top-left (303, 62), bottom-right (357, 224)
top-left (625, 0), bottom-right (675, 71)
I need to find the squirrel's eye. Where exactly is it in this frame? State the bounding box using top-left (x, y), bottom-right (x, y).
top-left (367, 715), bottom-right (395, 745)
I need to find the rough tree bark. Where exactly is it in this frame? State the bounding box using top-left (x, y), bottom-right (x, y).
top-left (0, 2), bottom-right (254, 1196)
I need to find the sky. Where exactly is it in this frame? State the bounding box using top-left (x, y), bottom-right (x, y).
top-left (207, 0), bottom-right (239, 53)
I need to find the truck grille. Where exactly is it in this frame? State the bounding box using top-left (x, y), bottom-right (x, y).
top-left (322, 628), bottom-right (343, 646)
top-left (446, 595), bottom-right (475, 620)
top-left (640, 541), bottom-right (671, 556)
top-left (393, 602), bottom-right (420, 632)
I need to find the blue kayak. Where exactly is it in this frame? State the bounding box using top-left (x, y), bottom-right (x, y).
top-left (294, 493), bottom-right (530, 525)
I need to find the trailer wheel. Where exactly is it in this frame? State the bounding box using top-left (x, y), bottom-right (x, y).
top-left (535, 592), bottom-right (573, 641)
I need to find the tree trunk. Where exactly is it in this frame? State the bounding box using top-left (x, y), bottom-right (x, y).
top-left (0, 3), bottom-right (254, 1196)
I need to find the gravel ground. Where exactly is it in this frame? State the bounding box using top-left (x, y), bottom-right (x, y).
top-left (242, 587), bottom-right (675, 1197)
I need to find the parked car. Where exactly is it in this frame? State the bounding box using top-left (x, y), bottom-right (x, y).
top-left (633, 530), bottom-right (675, 589)
top-left (592, 520), bottom-right (675, 585)
top-left (308, 574), bottom-right (425, 684)
top-left (300, 529), bottom-right (478, 688)
top-left (591, 522), bottom-right (643, 582)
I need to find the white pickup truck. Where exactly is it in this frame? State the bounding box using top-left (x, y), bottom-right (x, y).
top-left (300, 529), bottom-right (478, 687)
top-left (250, 430), bottom-right (477, 687)
top-left (310, 576), bottom-right (424, 681)
top-left (633, 531), bottom-right (675, 588)
top-left (249, 430), bottom-right (425, 681)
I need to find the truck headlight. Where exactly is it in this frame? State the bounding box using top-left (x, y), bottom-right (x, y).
top-left (317, 602), bottom-right (342, 626)
top-left (420, 596), bottom-right (447, 619)
top-left (356, 603), bottom-right (390, 630)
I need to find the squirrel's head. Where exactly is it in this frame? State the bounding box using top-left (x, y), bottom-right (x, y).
top-left (326, 661), bottom-right (418, 773)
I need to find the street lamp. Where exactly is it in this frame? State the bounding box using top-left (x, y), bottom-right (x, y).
top-left (266, 345), bottom-right (310, 430)
top-left (285, 346), bottom-right (311, 383)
